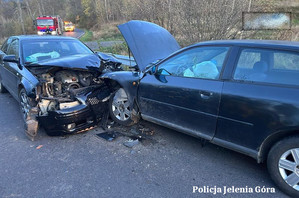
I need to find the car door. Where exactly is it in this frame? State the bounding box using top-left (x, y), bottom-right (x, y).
top-left (0, 37), bottom-right (13, 90)
top-left (215, 47), bottom-right (299, 154)
top-left (2, 38), bottom-right (20, 99)
top-left (138, 46), bottom-right (230, 140)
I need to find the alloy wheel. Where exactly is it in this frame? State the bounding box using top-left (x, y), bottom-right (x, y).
top-left (20, 90), bottom-right (31, 121)
top-left (111, 89), bottom-right (131, 121)
top-left (279, 148), bottom-right (299, 191)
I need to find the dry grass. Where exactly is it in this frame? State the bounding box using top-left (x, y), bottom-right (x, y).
top-left (92, 21), bottom-right (125, 41)
top-left (0, 37), bottom-right (7, 47)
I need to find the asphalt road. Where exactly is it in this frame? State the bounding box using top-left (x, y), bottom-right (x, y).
top-left (0, 91), bottom-right (288, 198)
top-left (63, 28), bottom-right (85, 38)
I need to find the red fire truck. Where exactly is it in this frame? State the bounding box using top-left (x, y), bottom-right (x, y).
top-left (35, 15), bottom-right (64, 35)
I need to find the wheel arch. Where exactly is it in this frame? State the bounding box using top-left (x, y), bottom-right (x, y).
top-left (18, 84), bottom-right (24, 93)
top-left (258, 129), bottom-right (299, 163)
top-left (103, 78), bottom-right (139, 111)
top-left (19, 78), bottom-right (36, 98)
top-left (101, 71), bottom-right (140, 109)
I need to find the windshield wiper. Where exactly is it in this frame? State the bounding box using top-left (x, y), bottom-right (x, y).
top-left (24, 62), bottom-right (41, 66)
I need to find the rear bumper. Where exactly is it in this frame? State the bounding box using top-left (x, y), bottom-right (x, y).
top-left (38, 104), bottom-right (96, 136)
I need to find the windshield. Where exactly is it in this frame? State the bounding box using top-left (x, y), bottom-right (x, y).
top-left (21, 39), bottom-right (94, 64)
top-left (37, 19), bottom-right (54, 26)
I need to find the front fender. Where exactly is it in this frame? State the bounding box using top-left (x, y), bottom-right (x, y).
top-left (20, 67), bottom-right (39, 97)
top-left (20, 78), bottom-right (38, 97)
top-left (100, 71), bottom-right (140, 107)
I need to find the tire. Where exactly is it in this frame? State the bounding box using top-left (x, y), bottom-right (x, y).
top-left (267, 136), bottom-right (299, 197)
top-left (0, 80), bottom-right (8, 93)
top-left (19, 88), bottom-right (32, 122)
top-left (109, 88), bottom-right (135, 126)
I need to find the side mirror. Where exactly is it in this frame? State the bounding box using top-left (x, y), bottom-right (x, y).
top-left (156, 68), bottom-right (172, 76)
top-left (3, 55), bottom-right (19, 63)
top-left (144, 65), bottom-right (156, 75)
top-left (3, 55), bottom-right (22, 69)
top-left (154, 71), bottom-right (168, 83)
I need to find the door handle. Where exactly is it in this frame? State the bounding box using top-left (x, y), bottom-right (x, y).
top-left (200, 91), bottom-right (213, 99)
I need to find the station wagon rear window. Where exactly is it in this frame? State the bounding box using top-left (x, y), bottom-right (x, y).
top-left (234, 48), bottom-right (299, 86)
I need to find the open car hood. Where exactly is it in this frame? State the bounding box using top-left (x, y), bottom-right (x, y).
top-left (26, 54), bottom-right (101, 70)
top-left (118, 20), bottom-right (181, 71)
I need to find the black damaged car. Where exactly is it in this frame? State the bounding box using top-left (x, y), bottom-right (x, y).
top-left (0, 35), bottom-right (122, 139)
top-left (100, 20), bottom-right (299, 197)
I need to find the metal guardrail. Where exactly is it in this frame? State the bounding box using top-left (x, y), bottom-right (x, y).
top-left (97, 52), bottom-right (136, 67)
top-left (112, 54), bottom-right (136, 66)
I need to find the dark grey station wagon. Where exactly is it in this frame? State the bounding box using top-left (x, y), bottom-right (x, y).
top-left (100, 21), bottom-right (299, 197)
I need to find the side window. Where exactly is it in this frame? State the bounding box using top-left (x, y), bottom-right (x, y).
top-left (233, 48), bottom-right (299, 86)
top-left (1, 37), bottom-right (13, 54)
top-left (157, 46), bottom-right (229, 80)
top-left (237, 51), bottom-right (260, 69)
top-left (234, 50), bottom-right (261, 81)
top-left (6, 39), bottom-right (19, 57)
top-left (274, 52), bottom-right (299, 70)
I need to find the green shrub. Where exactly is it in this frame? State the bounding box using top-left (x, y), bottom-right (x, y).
top-left (99, 42), bottom-right (128, 55)
top-left (80, 30), bottom-right (93, 42)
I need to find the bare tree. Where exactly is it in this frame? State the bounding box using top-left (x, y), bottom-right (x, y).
top-left (17, 0), bottom-right (25, 34)
top-left (0, 0), bottom-right (298, 42)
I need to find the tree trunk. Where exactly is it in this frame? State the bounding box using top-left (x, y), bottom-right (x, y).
top-left (17, 0), bottom-right (26, 34)
top-left (40, 0), bottom-right (45, 15)
top-left (104, 0), bottom-right (109, 22)
top-left (24, 0), bottom-right (34, 19)
top-left (36, 0), bottom-right (42, 16)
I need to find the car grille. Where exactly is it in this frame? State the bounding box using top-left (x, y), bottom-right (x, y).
top-left (88, 97), bottom-right (100, 105)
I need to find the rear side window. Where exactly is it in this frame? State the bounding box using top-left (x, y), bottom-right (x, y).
top-left (274, 52), bottom-right (299, 70)
top-left (233, 48), bottom-right (299, 86)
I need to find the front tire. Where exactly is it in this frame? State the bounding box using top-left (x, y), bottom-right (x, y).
top-left (267, 136), bottom-right (299, 197)
top-left (109, 88), bottom-right (135, 126)
top-left (19, 88), bottom-right (32, 122)
top-left (0, 80), bottom-right (8, 93)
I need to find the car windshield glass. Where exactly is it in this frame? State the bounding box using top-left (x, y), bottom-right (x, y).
top-left (21, 39), bottom-right (93, 63)
top-left (37, 19), bottom-right (54, 26)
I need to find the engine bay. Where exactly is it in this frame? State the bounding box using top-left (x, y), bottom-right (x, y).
top-left (33, 69), bottom-right (103, 115)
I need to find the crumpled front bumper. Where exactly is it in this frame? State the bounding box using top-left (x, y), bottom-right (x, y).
top-left (37, 84), bottom-right (111, 136)
top-left (38, 104), bottom-right (96, 136)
